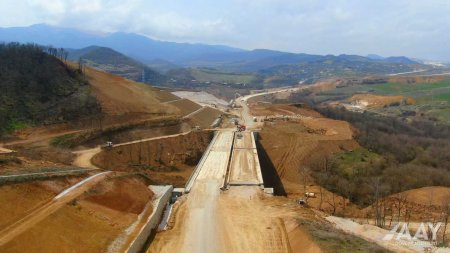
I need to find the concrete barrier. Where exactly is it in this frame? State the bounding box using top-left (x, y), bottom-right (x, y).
top-left (222, 131), bottom-right (236, 189)
top-left (125, 185), bottom-right (173, 253)
top-left (184, 132), bottom-right (218, 193)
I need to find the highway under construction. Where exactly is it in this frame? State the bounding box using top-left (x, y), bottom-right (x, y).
top-left (147, 130), bottom-right (291, 253)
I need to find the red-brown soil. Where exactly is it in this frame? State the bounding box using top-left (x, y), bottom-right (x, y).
top-left (0, 177), bottom-right (84, 230)
top-left (167, 99), bottom-right (202, 117)
top-left (250, 103), bottom-right (322, 117)
top-left (257, 104), bottom-right (360, 215)
top-left (188, 107), bottom-right (223, 128)
top-left (83, 175), bottom-right (154, 214)
top-left (92, 131), bottom-right (213, 186)
top-left (0, 174), bottom-right (153, 253)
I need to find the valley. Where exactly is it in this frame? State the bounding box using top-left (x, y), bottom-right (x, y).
top-left (1, 16), bottom-right (450, 252)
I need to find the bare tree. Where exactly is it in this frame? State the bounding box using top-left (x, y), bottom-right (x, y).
top-left (370, 177), bottom-right (390, 227)
top-left (441, 197), bottom-right (450, 245)
top-left (298, 166), bottom-right (310, 195)
top-left (394, 193), bottom-right (408, 223)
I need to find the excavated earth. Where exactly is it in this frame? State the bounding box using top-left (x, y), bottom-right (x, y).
top-left (0, 174), bottom-right (154, 253)
top-left (92, 131), bottom-right (213, 187)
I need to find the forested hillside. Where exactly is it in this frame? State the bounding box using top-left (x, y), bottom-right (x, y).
top-left (0, 43), bottom-right (100, 136)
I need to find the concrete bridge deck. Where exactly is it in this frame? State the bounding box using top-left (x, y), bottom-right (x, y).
top-left (227, 132), bottom-right (264, 187)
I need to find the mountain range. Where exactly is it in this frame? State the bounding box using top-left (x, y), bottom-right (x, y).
top-left (0, 24), bottom-right (422, 68)
top-left (1, 24), bottom-right (439, 87)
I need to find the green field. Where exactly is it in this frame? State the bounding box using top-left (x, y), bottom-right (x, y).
top-left (372, 80), bottom-right (450, 96)
top-left (190, 68), bottom-right (256, 84)
top-left (334, 148), bottom-right (382, 177)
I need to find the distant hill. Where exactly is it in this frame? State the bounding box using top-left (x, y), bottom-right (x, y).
top-left (67, 46), bottom-right (166, 84)
top-left (0, 24), bottom-right (425, 70)
top-left (146, 59), bottom-right (180, 73)
top-left (258, 55), bottom-right (420, 85)
top-left (0, 43), bottom-right (100, 136)
top-left (383, 56), bottom-right (420, 65)
top-left (0, 24), bottom-right (242, 65)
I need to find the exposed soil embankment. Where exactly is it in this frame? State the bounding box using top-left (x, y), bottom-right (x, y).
top-left (92, 131), bottom-right (213, 187)
top-left (0, 176), bottom-right (84, 230)
top-left (51, 117), bottom-right (191, 149)
top-left (257, 105), bottom-right (360, 214)
top-left (0, 174), bottom-right (153, 253)
top-left (188, 107), bottom-right (223, 128)
top-left (84, 175), bottom-right (154, 214)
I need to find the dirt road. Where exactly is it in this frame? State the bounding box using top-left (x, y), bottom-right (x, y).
top-left (0, 171), bottom-right (110, 247)
top-left (72, 130), bottom-right (193, 169)
top-left (0, 146), bottom-right (14, 154)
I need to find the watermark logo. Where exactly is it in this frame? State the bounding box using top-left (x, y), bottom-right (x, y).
top-left (383, 222), bottom-right (441, 249)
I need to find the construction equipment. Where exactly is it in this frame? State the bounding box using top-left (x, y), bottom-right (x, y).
top-left (101, 141), bottom-right (113, 150)
top-left (236, 124), bottom-right (246, 132)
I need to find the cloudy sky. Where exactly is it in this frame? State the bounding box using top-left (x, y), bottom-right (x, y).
top-left (1, 0), bottom-right (450, 60)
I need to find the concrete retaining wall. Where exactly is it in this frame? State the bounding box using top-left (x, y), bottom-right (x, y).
top-left (251, 132), bottom-right (264, 187)
top-left (222, 132), bottom-right (236, 189)
top-left (125, 185), bottom-right (173, 253)
top-left (211, 117), bottom-right (222, 128)
top-left (184, 132), bottom-right (218, 193)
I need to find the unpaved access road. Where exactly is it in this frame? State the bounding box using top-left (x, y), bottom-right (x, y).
top-left (147, 131), bottom-right (291, 253)
top-left (0, 171), bottom-right (111, 247)
top-left (72, 130), bottom-right (193, 169)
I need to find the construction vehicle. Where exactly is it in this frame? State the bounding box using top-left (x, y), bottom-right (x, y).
top-left (101, 141), bottom-right (113, 150)
top-left (236, 124), bottom-right (246, 132)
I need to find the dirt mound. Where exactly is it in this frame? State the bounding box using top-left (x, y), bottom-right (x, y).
top-left (348, 94), bottom-right (414, 108)
top-left (167, 98), bottom-right (202, 116)
top-left (92, 131), bottom-right (213, 186)
top-left (83, 176), bottom-right (153, 214)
